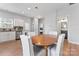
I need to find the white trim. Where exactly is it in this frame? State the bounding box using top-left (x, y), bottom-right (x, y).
top-left (68, 40), bottom-right (79, 45)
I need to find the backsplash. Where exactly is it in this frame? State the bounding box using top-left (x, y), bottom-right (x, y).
top-left (0, 28), bottom-right (15, 32)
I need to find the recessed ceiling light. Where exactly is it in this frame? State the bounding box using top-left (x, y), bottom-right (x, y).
top-left (22, 11), bottom-right (25, 14)
top-left (27, 8), bottom-right (31, 10)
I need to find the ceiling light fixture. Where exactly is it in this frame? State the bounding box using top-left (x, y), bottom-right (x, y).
top-left (27, 8), bottom-right (31, 10)
top-left (22, 11), bottom-right (25, 14)
top-left (35, 6), bottom-right (38, 9)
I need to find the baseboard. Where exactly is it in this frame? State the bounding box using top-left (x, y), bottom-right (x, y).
top-left (68, 40), bottom-right (79, 45)
top-left (0, 40), bottom-right (16, 44)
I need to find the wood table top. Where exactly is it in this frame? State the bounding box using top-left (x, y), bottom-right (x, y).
top-left (32, 34), bottom-right (57, 46)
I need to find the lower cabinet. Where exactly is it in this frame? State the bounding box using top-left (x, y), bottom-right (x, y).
top-left (0, 32), bottom-right (15, 43)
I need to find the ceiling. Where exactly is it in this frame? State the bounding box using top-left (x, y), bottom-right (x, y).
top-left (0, 3), bottom-right (69, 18)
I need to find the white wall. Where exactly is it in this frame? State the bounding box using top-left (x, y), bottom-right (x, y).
top-left (57, 4), bottom-right (79, 43)
top-left (44, 12), bottom-right (57, 33)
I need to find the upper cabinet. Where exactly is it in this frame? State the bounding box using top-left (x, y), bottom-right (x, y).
top-left (0, 17), bottom-right (25, 29)
top-left (0, 17), bottom-right (24, 28)
top-left (24, 22), bottom-right (30, 31)
top-left (0, 18), bottom-right (13, 28)
top-left (14, 18), bottom-right (24, 27)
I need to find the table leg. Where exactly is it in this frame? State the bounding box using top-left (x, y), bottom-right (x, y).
top-left (44, 46), bottom-right (48, 56)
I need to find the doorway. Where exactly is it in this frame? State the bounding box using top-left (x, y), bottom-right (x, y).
top-left (57, 16), bottom-right (68, 39)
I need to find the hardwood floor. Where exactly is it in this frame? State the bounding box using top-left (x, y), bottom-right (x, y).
top-left (0, 40), bottom-right (79, 56)
top-left (63, 39), bottom-right (71, 56)
top-left (63, 40), bottom-right (79, 56)
top-left (0, 40), bottom-right (22, 56)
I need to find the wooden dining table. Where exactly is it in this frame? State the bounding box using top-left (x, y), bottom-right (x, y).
top-left (32, 34), bottom-right (57, 56)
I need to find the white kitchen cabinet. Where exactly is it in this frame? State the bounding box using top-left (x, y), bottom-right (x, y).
top-left (0, 18), bottom-right (13, 28)
top-left (14, 18), bottom-right (24, 26)
top-left (24, 23), bottom-right (30, 31)
top-left (8, 32), bottom-right (15, 40)
top-left (0, 32), bottom-right (15, 43)
top-left (0, 32), bottom-right (7, 42)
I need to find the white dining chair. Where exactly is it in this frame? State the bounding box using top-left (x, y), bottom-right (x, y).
top-left (48, 34), bottom-right (65, 56)
top-left (20, 35), bottom-right (33, 56)
top-left (20, 35), bottom-right (45, 56)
